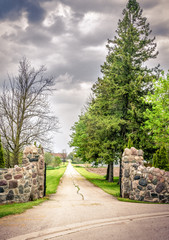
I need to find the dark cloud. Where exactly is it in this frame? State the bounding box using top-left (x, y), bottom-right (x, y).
top-left (62, 0), bottom-right (124, 15)
top-left (0, 0), bottom-right (45, 23)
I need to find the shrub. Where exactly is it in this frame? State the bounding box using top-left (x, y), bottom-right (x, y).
top-left (153, 146), bottom-right (169, 171)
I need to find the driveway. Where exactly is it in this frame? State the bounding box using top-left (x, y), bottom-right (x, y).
top-left (1, 163), bottom-right (169, 240)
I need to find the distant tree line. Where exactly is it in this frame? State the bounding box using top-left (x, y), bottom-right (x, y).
top-left (69, 0), bottom-right (169, 184)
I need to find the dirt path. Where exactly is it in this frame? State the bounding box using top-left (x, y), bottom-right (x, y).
top-left (1, 163), bottom-right (169, 240)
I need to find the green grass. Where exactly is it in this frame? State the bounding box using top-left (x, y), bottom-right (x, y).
top-left (74, 166), bottom-right (120, 197)
top-left (0, 165), bottom-right (67, 218)
top-left (46, 165), bottom-right (67, 194)
top-left (0, 198), bottom-right (47, 218)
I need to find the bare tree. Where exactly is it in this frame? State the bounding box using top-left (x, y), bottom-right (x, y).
top-left (0, 58), bottom-right (59, 166)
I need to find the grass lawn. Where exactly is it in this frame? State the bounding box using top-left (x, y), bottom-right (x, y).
top-left (0, 164), bottom-right (67, 218)
top-left (74, 166), bottom-right (120, 197)
top-left (46, 165), bottom-right (67, 194)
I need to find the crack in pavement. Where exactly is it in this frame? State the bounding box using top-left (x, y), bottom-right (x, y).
top-left (70, 169), bottom-right (85, 201)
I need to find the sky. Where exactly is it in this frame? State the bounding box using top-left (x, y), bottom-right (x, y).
top-left (0, 0), bottom-right (168, 154)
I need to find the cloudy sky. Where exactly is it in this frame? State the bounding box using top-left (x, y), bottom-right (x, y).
top-left (0, 0), bottom-right (168, 154)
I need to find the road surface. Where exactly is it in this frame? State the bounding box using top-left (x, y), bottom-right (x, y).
top-left (1, 163), bottom-right (169, 240)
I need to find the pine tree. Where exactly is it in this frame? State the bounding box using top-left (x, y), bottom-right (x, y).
top-left (0, 135), bottom-right (5, 168)
top-left (92, 0), bottom-right (158, 158)
top-left (153, 146), bottom-right (169, 170)
top-left (70, 0), bottom-right (159, 184)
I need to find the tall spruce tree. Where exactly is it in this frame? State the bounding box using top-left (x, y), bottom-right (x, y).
top-left (91, 0), bottom-right (159, 182)
top-left (70, 0), bottom-right (159, 184)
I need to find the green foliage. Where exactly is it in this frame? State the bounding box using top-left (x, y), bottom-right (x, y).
top-left (0, 135), bottom-right (5, 168)
top-left (53, 156), bottom-right (61, 167)
top-left (153, 146), bottom-right (169, 171)
top-left (144, 73), bottom-right (169, 148)
top-left (70, 0), bottom-right (158, 168)
top-left (44, 152), bottom-right (54, 166)
top-left (127, 137), bottom-right (133, 149)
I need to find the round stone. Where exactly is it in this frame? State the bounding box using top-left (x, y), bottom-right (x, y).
top-left (156, 183), bottom-right (165, 194)
top-left (139, 178), bottom-right (147, 187)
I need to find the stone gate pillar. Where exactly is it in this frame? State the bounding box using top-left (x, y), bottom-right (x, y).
top-left (121, 147), bottom-right (144, 198)
top-left (23, 145), bottom-right (45, 200)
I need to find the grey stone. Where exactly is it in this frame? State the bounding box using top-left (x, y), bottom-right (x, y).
top-left (139, 178), bottom-right (147, 187)
top-left (137, 185), bottom-right (142, 191)
top-left (0, 195), bottom-right (6, 202)
top-left (19, 185), bottom-right (24, 194)
top-left (24, 181), bottom-right (29, 188)
top-left (152, 179), bottom-right (158, 185)
top-left (151, 193), bottom-right (158, 198)
top-left (6, 190), bottom-right (14, 201)
top-left (0, 187), bottom-right (4, 193)
top-left (134, 175), bottom-right (140, 180)
top-left (147, 185), bottom-right (152, 190)
top-left (124, 169), bottom-right (130, 178)
top-left (133, 164), bottom-right (138, 170)
top-left (145, 192), bottom-right (151, 198)
top-left (138, 150), bottom-right (144, 156)
top-left (159, 195), bottom-right (164, 200)
top-left (139, 196), bottom-right (144, 201)
top-left (156, 183), bottom-right (165, 194)
top-left (24, 188), bottom-right (31, 194)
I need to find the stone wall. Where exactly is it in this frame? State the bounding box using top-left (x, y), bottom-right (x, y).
top-left (0, 145), bottom-right (45, 204)
top-left (121, 147), bottom-right (169, 203)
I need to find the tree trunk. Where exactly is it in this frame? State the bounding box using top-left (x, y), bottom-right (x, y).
top-left (117, 154), bottom-right (122, 197)
top-left (5, 148), bottom-right (11, 168)
top-left (106, 164), bottom-right (109, 180)
top-left (108, 162), bottom-right (114, 182)
top-left (12, 147), bottom-right (20, 166)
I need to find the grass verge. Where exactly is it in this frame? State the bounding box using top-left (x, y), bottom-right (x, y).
top-left (46, 165), bottom-right (67, 194)
top-left (74, 166), bottom-right (120, 197)
top-left (0, 165), bottom-right (67, 218)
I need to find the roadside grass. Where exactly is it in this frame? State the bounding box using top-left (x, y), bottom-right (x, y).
top-left (0, 198), bottom-right (47, 218)
top-left (0, 165), bottom-right (67, 218)
top-left (46, 165), bottom-right (67, 194)
top-left (74, 166), bottom-right (120, 197)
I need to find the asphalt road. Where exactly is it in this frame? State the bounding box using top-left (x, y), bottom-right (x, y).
top-left (1, 163), bottom-right (169, 240)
